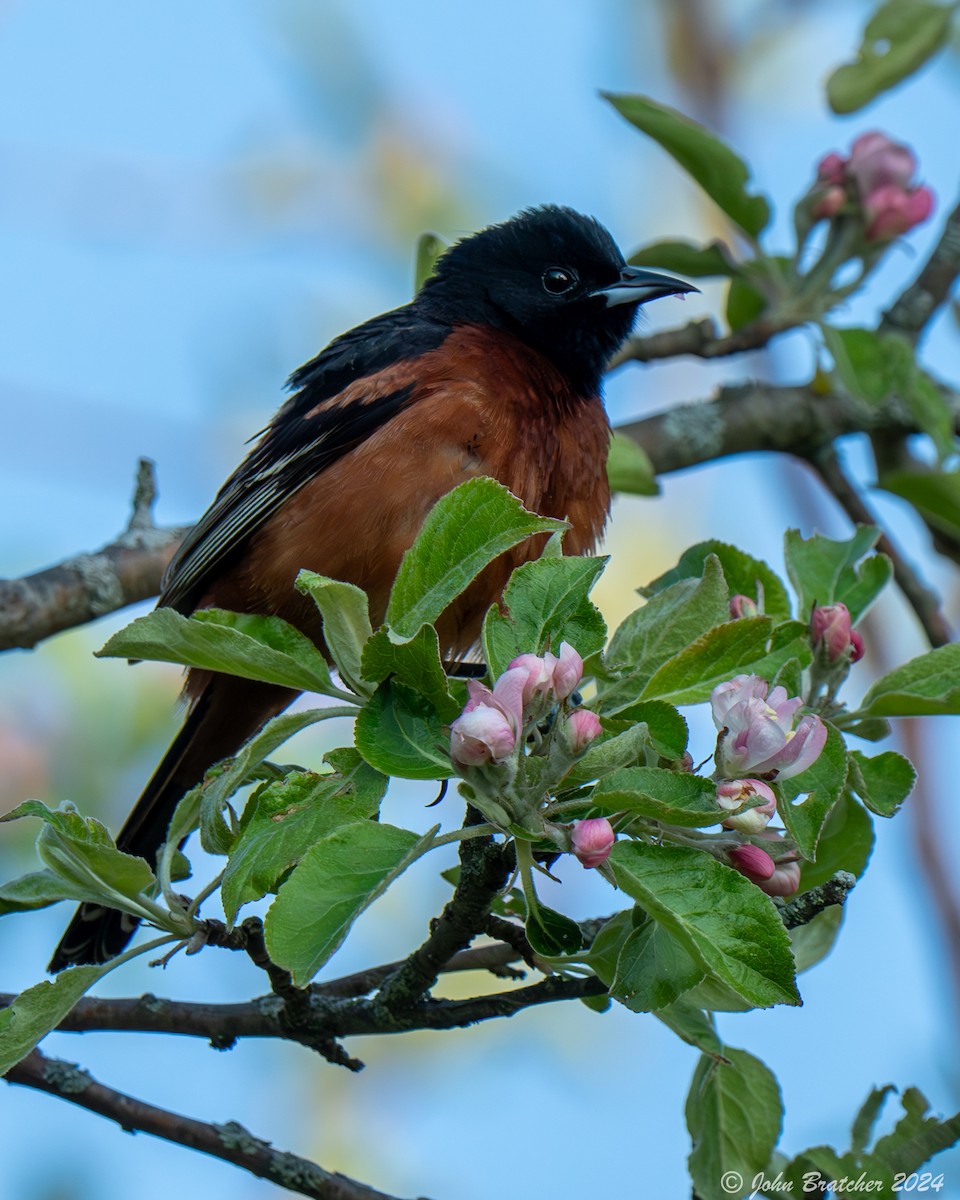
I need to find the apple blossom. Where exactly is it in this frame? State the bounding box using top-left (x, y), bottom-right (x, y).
top-left (716, 778), bottom-right (777, 835)
top-left (711, 675), bottom-right (827, 781)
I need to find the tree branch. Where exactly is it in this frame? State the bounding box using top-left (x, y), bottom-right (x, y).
top-left (4, 1048), bottom-right (409, 1200)
top-left (617, 378), bottom-right (958, 476)
top-left (881, 197), bottom-right (960, 345)
top-left (607, 313), bottom-right (801, 369)
top-left (0, 459), bottom-right (187, 651)
top-left (373, 819), bottom-right (514, 1014)
top-left (810, 445), bottom-right (952, 647)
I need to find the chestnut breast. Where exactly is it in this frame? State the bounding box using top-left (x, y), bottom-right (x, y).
top-left (205, 324), bottom-right (611, 657)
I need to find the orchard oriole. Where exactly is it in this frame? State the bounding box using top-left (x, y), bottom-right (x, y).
top-left (50, 205), bottom-right (694, 971)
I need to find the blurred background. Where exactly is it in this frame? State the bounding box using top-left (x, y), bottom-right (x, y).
top-left (1, 1), bottom-right (959, 1197)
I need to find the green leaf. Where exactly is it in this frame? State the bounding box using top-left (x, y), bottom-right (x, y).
top-left (778, 723), bottom-right (849, 860)
top-left (825, 329), bottom-right (955, 459)
top-left (685, 1047), bottom-right (784, 1200)
top-left (725, 276), bottom-right (765, 331)
top-left (295, 571), bottom-right (374, 697)
top-left (2, 801), bottom-right (157, 920)
top-left (264, 821), bottom-right (437, 986)
top-left (630, 238), bottom-right (738, 278)
top-left (824, 326), bottom-right (914, 404)
top-left (780, 1147), bottom-right (894, 1197)
top-left (882, 468), bottom-right (960, 545)
top-left (599, 700), bottom-right (689, 759)
top-left (526, 904), bottom-right (584, 957)
top-left (908, 370), bottom-right (956, 461)
top-left (592, 767), bottom-right (722, 827)
top-left (192, 707), bottom-right (351, 856)
top-left (609, 842), bottom-right (800, 1008)
top-left (560, 706), bottom-right (688, 788)
top-left (361, 624), bottom-right (459, 721)
top-left (605, 433), bottom-right (659, 496)
top-left (827, 1), bottom-right (955, 114)
top-left (0, 869), bottom-right (80, 916)
top-left (638, 616), bottom-right (775, 706)
top-left (221, 764), bottom-right (385, 924)
top-left (858, 642), bottom-right (960, 717)
top-left (743, 620), bottom-right (813, 684)
top-left (654, 998), bottom-right (723, 1056)
top-left (0, 963), bottom-right (120, 1074)
top-left (414, 231), bottom-right (447, 291)
top-left (850, 1085), bottom-right (897, 1156)
top-left (604, 93), bottom-right (771, 238)
top-left (847, 750), bottom-right (916, 817)
top-left (789, 905), bottom-right (844, 975)
top-left (783, 526), bottom-right (888, 621)
top-left (585, 908), bottom-right (637, 984)
top-left (799, 790), bottom-right (874, 891)
top-left (481, 554), bottom-right (608, 680)
top-left (605, 554), bottom-right (731, 701)
top-left (871, 1087), bottom-right (960, 1175)
top-left (612, 922), bottom-right (705, 1012)
top-left (355, 678), bottom-right (456, 780)
top-left (642, 540), bottom-right (792, 622)
top-left (97, 608), bottom-right (346, 698)
top-left (385, 477), bottom-right (565, 639)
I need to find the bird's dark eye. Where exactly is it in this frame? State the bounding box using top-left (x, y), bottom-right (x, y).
top-left (541, 267), bottom-right (578, 296)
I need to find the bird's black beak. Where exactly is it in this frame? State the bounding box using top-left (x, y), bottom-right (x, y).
top-left (592, 266), bottom-right (700, 308)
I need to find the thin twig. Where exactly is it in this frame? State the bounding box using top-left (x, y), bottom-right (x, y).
top-left (0, 459), bottom-right (187, 651)
top-left (606, 314), bottom-right (801, 370)
top-left (4, 1049), bottom-right (407, 1200)
top-left (811, 445), bottom-right (952, 647)
top-left (777, 871), bottom-right (857, 930)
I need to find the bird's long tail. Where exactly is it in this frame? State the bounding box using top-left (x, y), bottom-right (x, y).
top-left (48, 676), bottom-right (296, 972)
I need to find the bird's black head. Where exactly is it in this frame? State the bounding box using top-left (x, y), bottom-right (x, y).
top-left (417, 205), bottom-right (696, 396)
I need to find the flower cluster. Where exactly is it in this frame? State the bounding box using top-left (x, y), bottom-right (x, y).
top-left (448, 643), bottom-right (612, 868)
top-left (813, 131), bottom-right (934, 242)
top-left (711, 674), bottom-right (827, 899)
top-left (449, 643), bottom-right (600, 768)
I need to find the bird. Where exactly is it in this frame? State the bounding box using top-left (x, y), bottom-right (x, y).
top-left (49, 204), bottom-right (695, 971)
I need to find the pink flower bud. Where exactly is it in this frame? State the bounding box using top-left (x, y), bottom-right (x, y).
top-left (753, 830), bottom-right (801, 897)
top-left (816, 152), bottom-right (847, 185)
top-left (566, 708), bottom-right (602, 754)
top-left (716, 778), bottom-right (777, 834)
top-left (849, 630), bottom-right (865, 663)
top-left (508, 642), bottom-right (584, 708)
top-left (451, 665), bottom-right (527, 766)
top-left (811, 185), bottom-right (846, 221)
top-left (570, 817), bottom-right (615, 869)
top-left (449, 704), bottom-right (517, 766)
top-left (507, 653), bottom-right (553, 708)
top-left (864, 183), bottom-right (935, 241)
top-left (810, 603), bottom-right (853, 662)
top-left (549, 642), bottom-right (583, 700)
top-left (728, 843), bottom-right (776, 883)
top-left (729, 594), bottom-right (759, 619)
top-left (848, 131), bottom-right (916, 194)
top-left (759, 859), bottom-right (802, 897)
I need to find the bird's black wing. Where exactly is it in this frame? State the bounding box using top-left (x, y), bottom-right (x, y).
top-left (159, 305), bottom-right (449, 614)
